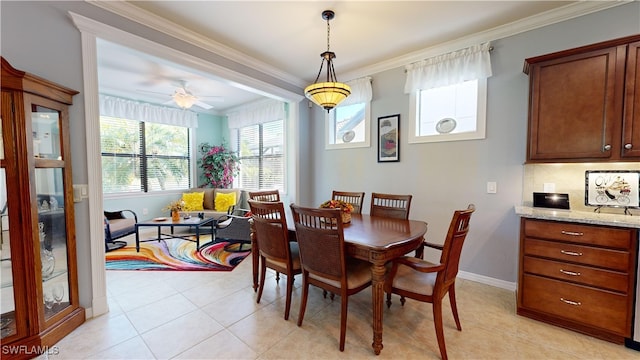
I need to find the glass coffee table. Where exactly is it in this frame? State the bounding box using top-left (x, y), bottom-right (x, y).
top-left (135, 216), bottom-right (215, 252)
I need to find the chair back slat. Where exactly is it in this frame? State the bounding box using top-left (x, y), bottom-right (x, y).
top-left (248, 190), bottom-right (280, 202)
top-left (332, 191), bottom-right (365, 214)
top-left (370, 192), bottom-right (412, 219)
top-left (248, 200), bottom-right (291, 264)
top-left (290, 205), bottom-right (345, 281)
top-left (438, 204), bottom-right (475, 288)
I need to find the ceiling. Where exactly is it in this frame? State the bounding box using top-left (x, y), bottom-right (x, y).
top-left (96, 1), bottom-right (593, 114)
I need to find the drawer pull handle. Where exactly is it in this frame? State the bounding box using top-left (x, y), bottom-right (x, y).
top-left (560, 269), bottom-right (581, 276)
top-left (560, 250), bottom-right (583, 256)
top-left (560, 298), bottom-right (581, 306)
top-left (561, 231), bottom-right (584, 236)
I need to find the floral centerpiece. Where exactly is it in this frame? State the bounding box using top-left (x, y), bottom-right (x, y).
top-left (319, 199), bottom-right (355, 223)
top-left (198, 142), bottom-right (240, 188)
top-left (163, 200), bottom-right (185, 221)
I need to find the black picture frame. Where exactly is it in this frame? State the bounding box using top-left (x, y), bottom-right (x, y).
top-left (377, 114), bottom-right (400, 162)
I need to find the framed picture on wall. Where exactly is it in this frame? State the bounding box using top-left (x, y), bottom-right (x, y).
top-left (584, 170), bottom-right (640, 208)
top-left (378, 114), bottom-right (399, 162)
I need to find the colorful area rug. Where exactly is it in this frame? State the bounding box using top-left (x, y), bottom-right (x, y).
top-left (105, 235), bottom-right (250, 271)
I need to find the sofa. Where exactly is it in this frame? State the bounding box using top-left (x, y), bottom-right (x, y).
top-left (180, 188), bottom-right (244, 219)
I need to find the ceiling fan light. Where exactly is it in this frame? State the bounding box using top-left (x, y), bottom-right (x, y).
top-left (304, 82), bottom-right (351, 111)
top-left (172, 92), bottom-right (197, 109)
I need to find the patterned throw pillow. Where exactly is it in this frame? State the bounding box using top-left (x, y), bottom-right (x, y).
top-left (215, 192), bottom-right (236, 212)
top-left (182, 192), bottom-right (205, 211)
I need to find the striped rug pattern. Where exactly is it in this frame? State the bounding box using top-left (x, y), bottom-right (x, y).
top-left (105, 236), bottom-right (250, 271)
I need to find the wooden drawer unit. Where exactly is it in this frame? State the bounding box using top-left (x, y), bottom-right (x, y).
top-left (518, 218), bottom-right (638, 343)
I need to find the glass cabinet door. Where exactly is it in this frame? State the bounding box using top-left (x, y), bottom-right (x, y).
top-left (30, 103), bottom-right (72, 322)
top-left (0, 169), bottom-right (16, 339)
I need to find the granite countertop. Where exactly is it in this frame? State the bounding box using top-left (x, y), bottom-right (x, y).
top-left (515, 206), bottom-right (640, 228)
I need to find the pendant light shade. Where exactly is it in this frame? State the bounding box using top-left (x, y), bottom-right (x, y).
top-left (304, 10), bottom-right (351, 112)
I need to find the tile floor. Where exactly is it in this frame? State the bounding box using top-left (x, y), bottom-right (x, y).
top-left (44, 238), bottom-right (638, 359)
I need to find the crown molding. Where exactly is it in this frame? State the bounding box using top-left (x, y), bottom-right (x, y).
top-left (87, 0), bottom-right (306, 88)
top-left (341, 1), bottom-right (628, 81)
top-left (87, 0), bottom-right (627, 85)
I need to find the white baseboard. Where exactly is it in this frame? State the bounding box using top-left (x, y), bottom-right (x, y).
top-left (458, 270), bottom-right (517, 292)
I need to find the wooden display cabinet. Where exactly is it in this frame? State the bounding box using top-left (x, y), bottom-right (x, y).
top-left (524, 34), bottom-right (640, 162)
top-left (1, 57), bottom-right (84, 359)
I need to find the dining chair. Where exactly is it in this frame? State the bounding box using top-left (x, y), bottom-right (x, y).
top-left (331, 191), bottom-right (365, 214)
top-left (289, 204), bottom-right (372, 351)
top-left (370, 192), bottom-right (412, 219)
top-left (384, 204), bottom-right (475, 360)
top-left (248, 190), bottom-right (281, 202)
top-left (248, 199), bottom-right (301, 320)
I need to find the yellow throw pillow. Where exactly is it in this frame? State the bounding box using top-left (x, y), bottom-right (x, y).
top-left (215, 192), bottom-right (236, 212)
top-left (182, 192), bottom-right (205, 211)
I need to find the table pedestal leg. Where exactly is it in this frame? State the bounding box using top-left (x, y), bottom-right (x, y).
top-left (371, 262), bottom-right (386, 355)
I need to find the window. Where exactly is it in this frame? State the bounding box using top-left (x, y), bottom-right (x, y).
top-left (100, 116), bottom-right (191, 193)
top-left (325, 77), bottom-right (372, 149)
top-left (237, 119), bottom-right (284, 191)
top-left (405, 43), bottom-right (492, 143)
top-left (409, 78), bottom-right (487, 143)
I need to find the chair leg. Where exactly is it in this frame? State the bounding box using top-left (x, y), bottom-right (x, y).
top-left (433, 298), bottom-right (448, 360)
top-left (339, 291), bottom-right (348, 351)
top-left (297, 272), bottom-right (309, 327)
top-left (448, 284), bottom-right (462, 331)
top-left (386, 292), bottom-right (392, 308)
top-left (284, 274), bottom-right (294, 320)
top-left (275, 271), bottom-right (280, 283)
top-left (256, 258), bottom-right (267, 304)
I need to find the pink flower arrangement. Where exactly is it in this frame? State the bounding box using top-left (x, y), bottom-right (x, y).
top-left (198, 142), bottom-right (240, 188)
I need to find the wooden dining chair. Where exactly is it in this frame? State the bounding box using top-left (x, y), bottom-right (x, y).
top-left (370, 192), bottom-right (412, 219)
top-left (248, 200), bottom-right (301, 320)
top-left (248, 190), bottom-right (280, 202)
top-left (332, 191), bottom-right (365, 214)
top-left (289, 204), bottom-right (372, 351)
top-left (384, 204), bottom-right (475, 360)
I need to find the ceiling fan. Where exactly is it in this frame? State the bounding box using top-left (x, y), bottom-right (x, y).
top-left (138, 81), bottom-right (223, 110)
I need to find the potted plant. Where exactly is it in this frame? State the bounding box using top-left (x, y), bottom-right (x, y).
top-left (198, 142), bottom-right (240, 188)
top-left (163, 200), bottom-right (185, 222)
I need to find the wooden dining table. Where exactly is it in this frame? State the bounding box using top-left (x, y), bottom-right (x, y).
top-left (250, 212), bottom-right (428, 355)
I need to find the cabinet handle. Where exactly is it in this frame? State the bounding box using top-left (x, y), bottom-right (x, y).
top-left (560, 269), bottom-right (581, 276)
top-left (603, 144), bottom-right (612, 151)
top-left (624, 143), bottom-right (633, 150)
top-left (560, 298), bottom-right (581, 306)
top-left (560, 250), bottom-right (583, 256)
top-left (561, 230), bottom-right (583, 236)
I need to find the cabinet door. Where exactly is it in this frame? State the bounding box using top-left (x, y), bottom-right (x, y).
top-left (527, 46), bottom-right (625, 161)
top-left (622, 41), bottom-right (640, 158)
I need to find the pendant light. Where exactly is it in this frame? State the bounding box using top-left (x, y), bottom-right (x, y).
top-left (304, 10), bottom-right (351, 112)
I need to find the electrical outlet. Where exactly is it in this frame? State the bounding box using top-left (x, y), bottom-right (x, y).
top-left (487, 181), bottom-right (497, 194)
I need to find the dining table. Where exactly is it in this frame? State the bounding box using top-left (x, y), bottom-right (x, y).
top-left (250, 212), bottom-right (428, 355)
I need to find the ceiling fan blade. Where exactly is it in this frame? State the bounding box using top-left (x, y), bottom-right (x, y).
top-left (199, 96), bottom-right (225, 102)
top-left (194, 100), bottom-right (214, 110)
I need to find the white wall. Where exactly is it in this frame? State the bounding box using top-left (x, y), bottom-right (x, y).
top-left (309, 2), bottom-right (640, 285)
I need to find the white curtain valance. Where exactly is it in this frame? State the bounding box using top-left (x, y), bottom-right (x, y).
top-left (337, 76), bottom-right (373, 107)
top-left (99, 95), bottom-right (199, 128)
top-left (227, 99), bottom-right (285, 129)
top-left (404, 42), bottom-right (492, 94)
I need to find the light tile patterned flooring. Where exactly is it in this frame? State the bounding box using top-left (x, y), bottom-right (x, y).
top-left (44, 239), bottom-right (638, 359)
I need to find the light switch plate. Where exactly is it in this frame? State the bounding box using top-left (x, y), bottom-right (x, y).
top-left (487, 181), bottom-right (497, 194)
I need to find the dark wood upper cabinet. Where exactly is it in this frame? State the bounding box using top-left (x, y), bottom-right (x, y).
top-left (524, 34), bottom-right (640, 162)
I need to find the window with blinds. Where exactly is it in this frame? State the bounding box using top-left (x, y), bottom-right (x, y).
top-left (100, 116), bottom-right (191, 193)
top-left (237, 119), bottom-right (284, 191)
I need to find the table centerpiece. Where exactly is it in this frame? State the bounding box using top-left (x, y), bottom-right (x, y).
top-left (319, 199), bottom-right (355, 223)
